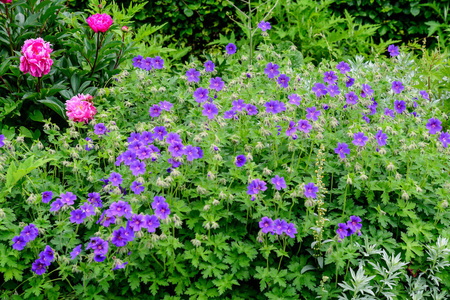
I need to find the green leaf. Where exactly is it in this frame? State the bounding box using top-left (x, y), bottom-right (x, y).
top-left (29, 110), bottom-right (44, 122)
top-left (37, 97), bottom-right (66, 118)
top-left (184, 8), bottom-right (194, 17)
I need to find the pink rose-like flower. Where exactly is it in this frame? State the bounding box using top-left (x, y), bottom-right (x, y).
top-left (87, 14), bottom-right (113, 33)
top-left (1, 0), bottom-right (12, 3)
top-left (19, 38), bottom-right (53, 78)
top-left (65, 94), bottom-right (97, 123)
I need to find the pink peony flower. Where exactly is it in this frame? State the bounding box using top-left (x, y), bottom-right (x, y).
top-left (1, 0), bottom-right (12, 3)
top-left (19, 38), bottom-right (53, 78)
top-left (65, 94), bottom-right (97, 123)
top-left (86, 14), bottom-right (113, 33)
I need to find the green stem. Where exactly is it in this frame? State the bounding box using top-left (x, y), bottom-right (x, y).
top-left (341, 185), bottom-right (348, 222)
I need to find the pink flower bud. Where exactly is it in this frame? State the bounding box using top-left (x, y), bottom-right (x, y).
top-left (86, 14), bottom-right (113, 33)
top-left (121, 26), bottom-right (128, 32)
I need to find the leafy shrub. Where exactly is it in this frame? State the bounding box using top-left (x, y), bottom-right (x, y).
top-left (1, 22), bottom-right (450, 300)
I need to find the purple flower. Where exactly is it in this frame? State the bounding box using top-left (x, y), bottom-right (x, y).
top-left (336, 223), bottom-right (348, 240)
top-left (426, 118), bottom-right (442, 135)
top-left (143, 214), bottom-right (160, 233)
top-left (128, 140), bottom-right (144, 152)
top-left (439, 132), bottom-right (450, 148)
top-left (39, 245), bottom-right (54, 265)
top-left (149, 104), bottom-right (162, 118)
top-left (362, 114), bottom-right (370, 124)
top-left (84, 137), bottom-right (93, 151)
top-left (336, 61), bottom-right (350, 74)
top-left (155, 202), bottom-right (170, 220)
top-left (196, 147), bottom-right (203, 159)
top-left (184, 145), bottom-right (200, 161)
top-left (394, 100), bottom-right (406, 114)
top-left (304, 182), bottom-right (318, 199)
top-left (153, 126), bottom-right (167, 140)
top-left (186, 68), bottom-right (200, 83)
top-left (130, 160), bottom-right (146, 176)
top-left (142, 57), bottom-right (153, 70)
top-left (209, 77), bottom-right (225, 91)
top-left (193, 87), bottom-right (209, 103)
top-left (259, 217), bottom-right (274, 234)
top-left (258, 21), bottom-right (271, 31)
top-left (223, 110), bottom-right (237, 119)
top-left (361, 84), bottom-right (373, 98)
top-left (352, 132), bottom-right (368, 147)
top-left (152, 196), bottom-right (166, 210)
top-left (419, 90), bottom-right (429, 100)
top-left (384, 108), bottom-right (395, 119)
top-left (225, 43), bottom-right (237, 55)
top-left (94, 254), bottom-right (106, 262)
top-left (205, 60), bottom-right (215, 72)
top-left (42, 191), bottom-right (53, 203)
top-left (245, 104), bottom-right (258, 116)
top-left (375, 130), bottom-right (387, 147)
top-left (288, 94), bottom-right (301, 106)
top-left (12, 235), bottom-right (26, 251)
top-left (273, 219), bottom-right (288, 235)
top-left (130, 181), bottom-right (145, 195)
top-left (231, 99), bottom-right (246, 112)
top-left (311, 83), bottom-right (328, 97)
top-left (235, 155), bottom-right (246, 167)
top-left (345, 76), bottom-right (355, 87)
top-left (286, 121), bottom-right (297, 137)
top-left (247, 179), bottom-right (267, 195)
top-left (152, 56), bottom-right (164, 69)
top-left (20, 224), bottom-right (39, 242)
top-left (306, 106), bottom-right (321, 121)
top-left (166, 132), bottom-right (182, 145)
top-left (202, 102), bottom-right (219, 119)
top-left (285, 223), bottom-right (297, 238)
top-left (327, 84), bottom-right (340, 97)
top-left (128, 132), bottom-right (141, 143)
top-left (70, 209), bottom-right (86, 224)
top-left (297, 119), bottom-right (312, 134)
top-left (111, 228), bottom-right (128, 247)
top-left (168, 142), bottom-right (184, 157)
top-left (80, 203), bottom-right (96, 216)
top-left (94, 123), bottom-right (108, 135)
top-left (323, 104), bottom-right (329, 110)
top-left (70, 245), bottom-right (82, 260)
top-left (345, 91), bottom-right (358, 105)
top-left (347, 216), bottom-right (362, 232)
top-left (160, 101), bottom-right (173, 111)
top-left (50, 199), bottom-right (63, 212)
top-left (113, 262), bottom-right (128, 271)
top-left (264, 62), bottom-right (280, 79)
top-left (92, 239), bottom-right (109, 256)
top-left (388, 45), bottom-right (399, 57)
top-left (31, 259), bottom-right (47, 275)
top-left (265, 100), bottom-right (281, 114)
top-left (277, 74), bottom-right (290, 88)
top-left (271, 175), bottom-right (287, 190)
top-left (136, 146), bottom-right (151, 160)
top-left (132, 55), bottom-right (144, 68)
top-left (334, 142), bottom-right (350, 159)
top-left (391, 81), bottom-right (404, 94)
top-left (323, 71), bottom-right (337, 84)
top-left (60, 192), bottom-right (77, 206)
top-left (130, 214), bottom-right (145, 232)
top-left (109, 172), bottom-right (123, 186)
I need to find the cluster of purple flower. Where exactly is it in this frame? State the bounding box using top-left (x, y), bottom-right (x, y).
top-left (132, 55), bottom-right (164, 70)
top-left (165, 132), bottom-right (203, 162)
top-left (0, 134), bottom-right (5, 147)
top-left (31, 245), bottom-right (54, 275)
top-left (69, 202), bottom-right (96, 224)
top-left (49, 191), bottom-right (77, 212)
top-left (12, 224), bottom-right (39, 251)
top-left (97, 200), bottom-right (133, 227)
top-left (336, 216), bottom-right (362, 242)
top-left (86, 237), bottom-right (109, 262)
top-left (247, 179), bottom-right (267, 196)
top-left (223, 98), bottom-right (258, 119)
top-left (259, 217), bottom-right (297, 238)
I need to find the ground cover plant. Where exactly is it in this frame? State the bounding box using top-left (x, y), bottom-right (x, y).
top-left (1, 1), bottom-right (450, 300)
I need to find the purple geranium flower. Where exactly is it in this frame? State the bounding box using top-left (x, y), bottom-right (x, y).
top-left (323, 71), bottom-right (337, 84)
top-left (336, 61), bottom-right (350, 74)
top-left (225, 43), bottom-right (237, 55)
top-left (235, 155), bottom-right (246, 167)
top-left (247, 179), bottom-right (267, 195)
top-left (312, 83), bottom-right (328, 97)
top-left (60, 191), bottom-right (77, 206)
top-left (273, 219), bottom-right (288, 235)
top-left (130, 214), bottom-right (145, 232)
top-left (352, 132), bottom-right (368, 147)
top-left (232, 99), bottom-right (246, 112)
top-left (264, 62), bottom-right (280, 79)
top-left (205, 60), bottom-right (215, 72)
top-left (259, 217), bottom-right (274, 234)
top-left (209, 77), bottom-right (225, 91)
top-left (271, 175), bottom-right (287, 190)
top-left (113, 262), bottom-right (128, 271)
top-left (149, 104), bottom-right (162, 118)
top-left (361, 84), bottom-right (373, 98)
top-left (94, 254), bottom-right (106, 262)
top-left (288, 94), bottom-right (301, 106)
top-left (347, 216), bottom-right (362, 232)
top-left (336, 223), bottom-right (348, 240)
top-left (420, 90), bottom-right (429, 100)
top-left (394, 100), bottom-right (406, 114)
top-left (277, 74), bottom-right (290, 88)
top-left (391, 81), bottom-right (404, 94)
top-left (245, 104), bottom-right (258, 116)
top-left (297, 119), bottom-right (312, 134)
top-left (286, 121), bottom-right (297, 136)
top-left (80, 203), bottom-right (96, 217)
top-left (202, 102), bottom-right (218, 119)
top-left (130, 181), bottom-right (145, 195)
top-left (375, 130), bottom-right (387, 147)
top-left (346, 76), bottom-right (355, 87)
top-left (155, 202), bottom-right (170, 220)
top-left (111, 228), bottom-right (128, 247)
top-left (132, 55), bottom-right (144, 68)
top-left (42, 191), bottom-right (53, 203)
top-left (388, 45), bottom-right (399, 57)
top-left (69, 209), bottom-right (86, 224)
top-left (109, 172), bottom-right (123, 186)
top-left (143, 214), bottom-right (160, 233)
top-left (384, 107), bottom-right (395, 119)
top-left (345, 91), bottom-right (358, 105)
top-left (258, 21), bottom-right (271, 31)
top-left (265, 100), bottom-right (281, 114)
top-left (304, 182), bottom-right (318, 199)
top-left (12, 235), bottom-right (26, 251)
top-left (50, 199), bottom-right (63, 212)
top-left (439, 132), bottom-right (450, 148)
top-left (426, 118), bottom-right (442, 135)
top-left (152, 56), bottom-right (164, 69)
top-left (285, 223), bottom-right (297, 238)
top-left (306, 106), bottom-right (321, 121)
top-left (94, 123), bottom-right (108, 135)
top-left (334, 142), bottom-right (350, 159)
top-left (152, 196), bottom-right (166, 210)
top-left (193, 87), bottom-right (209, 103)
top-left (129, 161), bottom-right (146, 176)
top-left (70, 245), bottom-right (82, 260)
top-left (31, 259), bottom-right (47, 275)
top-left (142, 57), bottom-right (153, 70)
top-left (327, 84), bottom-right (340, 97)
top-left (153, 126), bottom-right (167, 140)
top-left (184, 145), bottom-right (200, 161)
top-left (186, 68), bottom-right (200, 83)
